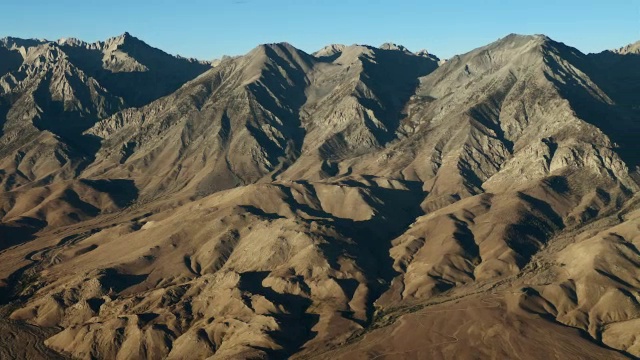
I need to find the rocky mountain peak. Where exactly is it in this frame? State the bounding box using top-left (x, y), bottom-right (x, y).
top-left (99, 31), bottom-right (144, 52)
top-left (379, 42), bottom-right (412, 53)
top-left (612, 40), bottom-right (640, 54)
top-left (0, 36), bottom-right (46, 51)
top-left (249, 42), bottom-right (316, 72)
top-left (56, 37), bottom-right (88, 47)
top-left (415, 49), bottom-right (440, 62)
top-left (313, 43), bottom-right (346, 58)
top-left (107, 31), bottom-right (135, 43)
top-left (254, 41), bottom-right (304, 54)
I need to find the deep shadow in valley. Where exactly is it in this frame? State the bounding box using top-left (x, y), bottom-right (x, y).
top-left (239, 271), bottom-right (319, 358)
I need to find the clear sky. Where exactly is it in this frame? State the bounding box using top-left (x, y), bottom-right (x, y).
top-left (2, 0), bottom-right (639, 60)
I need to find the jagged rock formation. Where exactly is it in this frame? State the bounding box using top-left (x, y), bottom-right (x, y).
top-left (415, 49), bottom-right (440, 62)
top-left (83, 41), bottom-right (439, 199)
top-left (313, 44), bottom-right (346, 59)
top-left (1, 33), bottom-right (640, 359)
top-left (378, 42), bottom-right (412, 54)
top-left (612, 40), bottom-right (640, 55)
top-left (0, 33), bottom-right (210, 231)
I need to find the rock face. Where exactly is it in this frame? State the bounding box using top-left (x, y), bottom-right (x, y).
top-left (611, 40), bottom-right (640, 55)
top-left (0, 33), bottom-right (210, 229)
top-left (0, 33), bottom-right (639, 359)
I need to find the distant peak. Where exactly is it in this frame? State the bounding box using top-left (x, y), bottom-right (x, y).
top-left (322, 44), bottom-right (346, 51)
top-left (0, 36), bottom-right (47, 49)
top-left (253, 42), bottom-right (309, 57)
top-left (257, 42), bottom-right (297, 50)
top-left (212, 55), bottom-right (236, 67)
top-left (313, 44), bottom-right (346, 58)
top-left (612, 40), bottom-right (640, 55)
top-left (488, 33), bottom-right (555, 52)
top-left (416, 49), bottom-right (440, 62)
top-left (249, 42), bottom-right (315, 69)
top-left (57, 37), bottom-right (88, 47)
top-left (112, 31), bottom-right (133, 41)
top-left (104, 31), bottom-right (141, 47)
top-left (379, 42), bottom-right (411, 53)
top-left (502, 33), bottom-right (551, 43)
top-left (118, 31), bottom-right (137, 41)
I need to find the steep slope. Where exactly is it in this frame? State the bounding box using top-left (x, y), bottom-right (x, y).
top-left (587, 41), bottom-right (640, 155)
top-left (282, 43), bottom-right (439, 179)
top-left (0, 33), bottom-right (210, 235)
top-left (328, 34), bottom-right (640, 358)
top-left (0, 33), bottom-right (209, 142)
top-left (333, 35), bottom-right (636, 200)
top-left (84, 42), bottom-right (439, 198)
top-left (313, 44), bottom-right (346, 60)
top-left (339, 34), bottom-right (637, 304)
top-left (86, 42), bottom-right (317, 198)
top-left (57, 32), bottom-right (210, 107)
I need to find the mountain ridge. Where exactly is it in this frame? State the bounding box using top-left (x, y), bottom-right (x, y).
top-left (1, 32), bottom-right (640, 359)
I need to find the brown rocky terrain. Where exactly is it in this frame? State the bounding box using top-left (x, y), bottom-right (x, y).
top-left (0, 33), bottom-right (639, 359)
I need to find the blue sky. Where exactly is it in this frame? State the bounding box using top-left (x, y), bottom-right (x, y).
top-left (2, 0), bottom-right (639, 60)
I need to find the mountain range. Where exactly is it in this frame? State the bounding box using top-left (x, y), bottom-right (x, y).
top-left (1, 32), bottom-right (639, 359)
